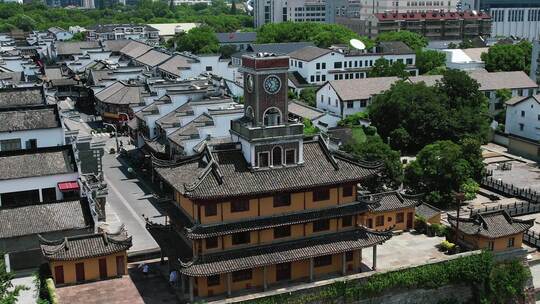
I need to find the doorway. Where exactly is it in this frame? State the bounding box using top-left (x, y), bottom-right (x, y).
top-left (276, 262), bottom-right (291, 282)
top-left (75, 263), bottom-right (85, 282)
top-left (406, 212), bottom-right (414, 229)
top-left (116, 256), bottom-right (125, 276)
top-left (99, 258), bottom-right (108, 279)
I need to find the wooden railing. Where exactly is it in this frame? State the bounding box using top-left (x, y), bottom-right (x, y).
top-left (469, 201), bottom-right (540, 217)
top-left (524, 230), bottom-right (540, 249)
top-left (481, 176), bottom-right (540, 204)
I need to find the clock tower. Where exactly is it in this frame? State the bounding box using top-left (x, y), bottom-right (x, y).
top-left (230, 53), bottom-right (304, 169)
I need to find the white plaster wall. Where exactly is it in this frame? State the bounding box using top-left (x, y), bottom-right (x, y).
top-left (0, 128), bottom-right (65, 151)
top-left (505, 98), bottom-right (540, 141)
top-left (316, 83), bottom-right (341, 116)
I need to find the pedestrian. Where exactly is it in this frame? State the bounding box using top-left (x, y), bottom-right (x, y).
top-left (169, 270), bottom-right (178, 287)
top-left (139, 263), bottom-right (149, 277)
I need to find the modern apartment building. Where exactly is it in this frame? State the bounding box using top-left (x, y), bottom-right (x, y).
top-left (86, 24), bottom-right (160, 44)
top-left (253, 0), bottom-right (332, 27)
top-left (369, 10), bottom-right (492, 39)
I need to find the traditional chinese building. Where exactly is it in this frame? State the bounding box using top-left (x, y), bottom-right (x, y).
top-left (154, 53), bottom-right (397, 301)
top-left (448, 210), bottom-right (533, 252)
top-left (39, 228), bottom-right (132, 285)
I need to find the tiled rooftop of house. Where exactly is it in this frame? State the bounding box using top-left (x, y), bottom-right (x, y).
top-left (0, 104), bottom-right (61, 132)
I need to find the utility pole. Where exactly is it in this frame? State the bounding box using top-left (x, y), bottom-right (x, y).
top-left (454, 192), bottom-right (465, 245)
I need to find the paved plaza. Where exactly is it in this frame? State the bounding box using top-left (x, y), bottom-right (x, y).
top-left (363, 232), bottom-right (446, 270)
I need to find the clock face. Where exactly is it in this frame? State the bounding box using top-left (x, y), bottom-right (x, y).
top-left (246, 74), bottom-right (254, 93)
top-left (264, 75), bottom-right (281, 95)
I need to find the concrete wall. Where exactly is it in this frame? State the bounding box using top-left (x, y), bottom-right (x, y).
top-left (507, 136), bottom-right (540, 162)
top-left (0, 127), bottom-right (65, 151)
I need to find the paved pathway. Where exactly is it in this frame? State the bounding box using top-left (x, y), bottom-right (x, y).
top-left (12, 275), bottom-right (37, 304)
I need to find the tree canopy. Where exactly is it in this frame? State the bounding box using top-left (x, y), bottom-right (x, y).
top-left (255, 22), bottom-right (373, 49)
top-left (375, 30), bottom-right (428, 51)
top-left (368, 58), bottom-right (408, 78)
top-left (415, 49), bottom-right (446, 74)
top-left (368, 69), bottom-right (489, 154)
top-left (404, 139), bottom-right (484, 207)
top-left (0, 0), bottom-right (252, 33)
top-left (168, 25), bottom-right (220, 54)
top-left (1, 257), bottom-right (24, 304)
top-left (481, 41), bottom-right (532, 73)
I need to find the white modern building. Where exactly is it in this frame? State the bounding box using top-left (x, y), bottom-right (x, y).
top-left (157, 53), bottom-right (240, 84)
top-left (441, 48), bottom-right (488, 71)
top-left (504, 95), bottom-right (540, 160)
top-left (254, 0), bottom-right (331, 27)
top-left (48, 27), bottom-right (73, 41)
top-left (490, 7), bottom-right (540, 40)
top-left (288, 41), bottom-right (417, 86)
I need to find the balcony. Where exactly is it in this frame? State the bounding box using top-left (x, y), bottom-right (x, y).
top-left (231, 120), bottom-right (303, 142)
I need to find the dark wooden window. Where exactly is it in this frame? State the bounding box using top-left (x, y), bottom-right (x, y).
top-left (314, 255), bottom-right (333, 267)
top-left (396, 212), bottom-right (404, 223)
top-left (313, 188), bottom-right (330, 202)
top-left (273, 194), bottom-right (291, 207)
top-left (285, 149), bottom-right (296, 165)
top-left (508, 237), bottom-right (515, 248)
top-left (346, 251), bottom-right (354, 262)
top-left (99, 258), bottom-right (107, 279)
top-left (273, 226), bottom-right (291, 238)
top-left (206, 237), bottom-right (218, 249)
top-left (207, 275), bottom-right (220, 286)
top-left (231, 200), bottom-right (249, 212)
top-left (313, 219), bottom-right (330, 232)
top-left (376, 215), bottom-right (384, 227)
top-left (232, 232), bottom-right (251, 245)
top-left (232, 269), bottom-right (252, 282)
top-left (342, 185), bottom-right (353, 197)
top-left (276, 262), bottom-right (291, 281)
top-left (205, 204), bottom-right (217, 217)
top-left (367, 218), bottom-right (373, 228)
top-left (75, 262), bottom-right (85, 282)
top-left (342, 216), bottom-right (353, 227)
top-left (42, 187), bottom-right (57, 202)
top-left (258, 152), bottom-right (270, 167)
top-left (272, 147), bottom-right (282, 166)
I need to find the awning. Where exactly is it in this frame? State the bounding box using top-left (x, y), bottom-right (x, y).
top-left (58, 181), bottom-right (80, 191)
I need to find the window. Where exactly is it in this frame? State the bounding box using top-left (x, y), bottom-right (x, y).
top-left (285, 149), bottom-right (296, 165)
top-left (263, 108), bottom-right (282, 126)
top-left (322, 75), bottom-right (326, 81)
top-left (342, 185), bottom-right (353, 197)
top-left (316, 63), bottom-right (321, 70)
top-left (25, 139), bottom-right (37, 149)
top-left (396, 212), bottom-right (404, 223)
top-left (274, 226), bottom-right (291, 238)
top-left (0, 139), bottom-right (21, 151)
top-left (334, 62), bottom-right (342, 69)
top-left (313, 219), bottom-right (330, 232)
top-left (232, 269), bottom-right (252, 282)
top-left (314, 255), bottom-right (332, 267)
top-left (274, 193), bottom-right (291, 207)
top-left (345, 251), bottom-right (354, 261)
top-left (322, 62), bottom-right (326, 69)
top-left (313, 188), bottom-right (330, 201)
top-left (205, 66), bottom-right (212, 71)
top-left (272, 147), bottom-right (282, 166)
top-left (347, 101), bottom-right (354, 108)
top-left (507, 237), bottom-right (515, 248)
top-left (488, 241), bottom-right (494, 251)
top-left (519, 123), bottom-right (524, 131)
top-left (521, 110), bottom-right (525, 117)
top-left (518, 89), bottom-right (523, 96)
top-left (360, 100), bottom-right (367, 108)
top-left (342, 216), bottom-right (353, 227)
top-left (207, 275), bottom-right (220, 286)
top-left (375, 215), bottom-right (384, 226)
top-left (298, 62), bottom-right (303, 68)
top-left (316, 75), bottom-right (320, 82)
top-left (232, 232), bottom-right (251, 245)
top-left (205, 204), bottom-right (217, 217)
top-left (310, 75), bottom-right (315, 82)
top-left (406, 58), bottom-right (413, 65)
top-left (206, 237), bottom-right (218, 249)
top-left (537, 114), bottom-right (540, 121)
top-left (231, 200), bottom-right (249, 212)
top-left (258, 152), bottom-right (270, 167)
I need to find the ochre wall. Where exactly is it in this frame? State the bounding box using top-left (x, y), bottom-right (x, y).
top-left (194, 250), bottom-right (363, 298)
top-left (427, 213), bottom-right (441, 225)
top-left (463, 233), bottom-right (524, 252)
top-left (50, 252), bottom-right (128, 285)
top-left (362, 208), bottom-right (415, 231)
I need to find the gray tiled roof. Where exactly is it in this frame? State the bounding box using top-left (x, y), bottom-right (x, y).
top-left (415, 203), bottom-right (441, 220)
top-left (468, 71), bottom-right (538, 91)
top-left (156, 138), bottom-right (381, 200)
top-left (157, 55), bottom-right (192, 77)
top-left (102, 40), bottom-right (131, 52)
top-left (377, 41), bottom-right (414, 55)
top-left (55, 41), bottom-right (101, 56)
top-left (216, 32), bottom-right (257, 44)
top-left (0, 105), bottom-right (61, 132)
top-left (288, 46), bottom-right (332, 61)
top-left (135, 49), bottom-right (171, 67)
top-left (0, 86), bottom-right (45, 108)
top-left (288, 100), bottom-right (325, 120)
top-left (179, 227), bottom-right (392, 276)
top-left (186, 201), bottom-right (368, 239)
top-left (168, 113), bottom-right (214, 147)
top-left (94, 81), bottom-right (150, 105)
top-left (0, 146), bottom-right (77, 180)
top-left (40, 228), bottom-right (132, 261)
top-left (328, 77), bottom-right (399, 101)
top-left (0, 200), bottom-right (92, 239)
top-left (358, 191), bottom-right (419, 212)
top-left (448, 210), bottom-right (533, 239)
top-left (119, 41), bottom-right (154, 59)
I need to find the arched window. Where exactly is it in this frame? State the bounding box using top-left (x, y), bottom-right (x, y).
top-left (272, 146), bottom-right (282, 166)
top-left (263, 107), bottom-right (282, 126)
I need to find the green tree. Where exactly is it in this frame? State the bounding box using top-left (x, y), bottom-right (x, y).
top-left (368, 58), bottom-right (408, 78)
top-left (489, 261), bottom-right (530, 304)
top-left (218, 44), bottom-right (238, 58)
top-left (230, 0), bottom-right (237, 14)
top-left (10, 14), bottom-right (36, 31)
top-left (404, 139), bottom-right (484, 207)
top-left (256, 22), bottom-right (373, 49)
top-left (368, 69), bottom-right (489, 153)
top-left (299, 88), bottom-right (317, 107)
top-left (303, 118), bottom-right (319, 136)
top-left (375, 30), bottom-right (428, 51)
top-left (494, 88), bottom-right (512, 117)
top-left (1, 257), bottom-right (25, 303)
top-left (416, 49), bottom-right (446, 74)
top-left (481, 40), bottom-right (532, 73)
top-left (69, 32), bottom-right (85, 41)
top-left (343, 133), bottom-right (403, 191)
top-left (170, 26), bottom-right (220, 54)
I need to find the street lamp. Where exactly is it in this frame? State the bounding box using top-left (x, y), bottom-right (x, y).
top-left (454, 192), bottom-right (465, 245)
top-left (103, 123), bottom-right (119, 153)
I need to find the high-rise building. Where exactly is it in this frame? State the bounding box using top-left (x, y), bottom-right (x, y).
top-left (254, 0), bottom-right (333, 27)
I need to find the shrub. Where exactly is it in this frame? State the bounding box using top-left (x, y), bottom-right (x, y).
top-left (430, 223), bottom-right (448, 237)
top-left (415, 215), bottom-right (428, 233)
top-left (488, 261), bottom-right (530, 304)
top-left (439, 240), bottom-right (455, 252)
top-left (46, 278), bottom-right (58, 304)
